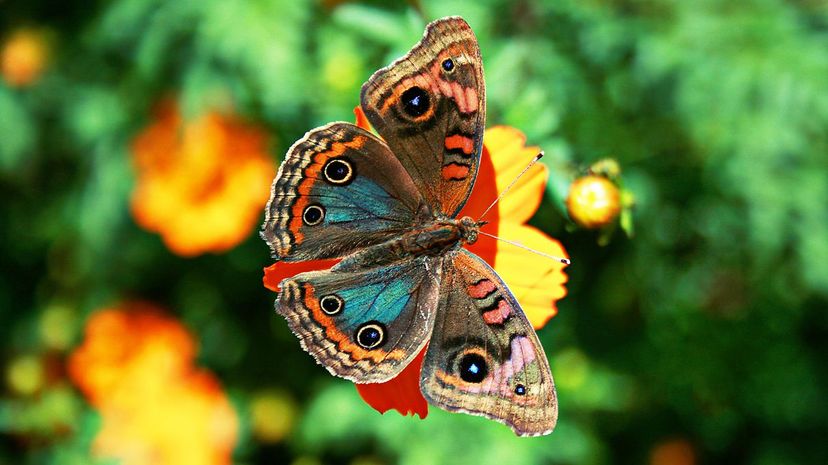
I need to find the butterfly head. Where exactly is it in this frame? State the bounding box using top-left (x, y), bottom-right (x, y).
top-left (457, 216), bottom-right (484, 245)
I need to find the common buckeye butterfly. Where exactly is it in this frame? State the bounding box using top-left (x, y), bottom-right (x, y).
top-left (262, 16), bottom-right (558, 436)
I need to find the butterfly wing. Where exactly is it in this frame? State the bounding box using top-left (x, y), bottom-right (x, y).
top-left (278, 257), bottom-right (442, 382)
top-left (420, 249), bottom-right (557, 436)
top-left (262, 122), bottom-right (426, 261)
top-left (360, 16), bottom-right (486, 217)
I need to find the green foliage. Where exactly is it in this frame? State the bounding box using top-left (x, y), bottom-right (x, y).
top-left (298, 383), bottom-right (602, 465)
top-left (0, 87), bottom-right (36, 172)
top-left (1, 0), bottom-right (827, 464)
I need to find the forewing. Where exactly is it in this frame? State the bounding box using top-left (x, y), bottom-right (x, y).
top-left (360, 16), bottom-right (486, 217)
top-left (262, 122), bottom-right (426, 261)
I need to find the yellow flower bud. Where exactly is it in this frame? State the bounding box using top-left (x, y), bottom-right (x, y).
top-left (566, 175), bottom-right (621, 229)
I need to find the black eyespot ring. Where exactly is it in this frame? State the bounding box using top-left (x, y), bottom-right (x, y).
top-left (302, 204), bottom-right (325, 226)
top-left (458, 353), bottom-right (488, 383)
top-left (355, 321), bottom-right (386, 349)
top-left (323, 158), bottom-right (354, 185)
top-left (442, 58), bottom-right (455, 72)
top-left (400, 86), bottom-right (431, 118)
top-left (319, 294), bottom-right (343, 315)
top-left (515, 384), bottom-right (527, 396)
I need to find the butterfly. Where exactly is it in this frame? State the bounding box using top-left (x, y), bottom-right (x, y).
top-left (262, 16), bottom-right (558, 436)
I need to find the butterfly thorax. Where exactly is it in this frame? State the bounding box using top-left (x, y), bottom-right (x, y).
top-left (402, 215), bottom-right (480, 253)
top-left (332, 216), bottom-right (480, 272)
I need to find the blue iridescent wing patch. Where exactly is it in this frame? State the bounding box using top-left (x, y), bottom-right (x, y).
top-left (277, 256), bottom-right (442, 382)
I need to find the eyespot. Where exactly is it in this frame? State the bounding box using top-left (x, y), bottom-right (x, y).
top-left (355, 321), bottom-right (386, 349)
top-left (400, 86), bottom-right (430, 118)
top-left (323, 158), bottom-right (354, 185)
top-left (458, 353), bottom-right (488, 383)
top-left (514, 384), bottom-right (526, 396)
top-left (319, 294), bottom-right (343, 315)
top-left (442, 58), bottom-right (455, 72)
top-left (302, 204), bottom-right (325, 225)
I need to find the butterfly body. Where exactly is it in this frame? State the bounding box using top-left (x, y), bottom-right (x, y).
top-left (333, 216), bottom-right (480, 272)
top-left (263, 16), bottom-right (559, 436)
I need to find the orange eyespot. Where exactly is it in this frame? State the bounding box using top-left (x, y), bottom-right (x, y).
top-left (566, 175), bottom-right (621, 229)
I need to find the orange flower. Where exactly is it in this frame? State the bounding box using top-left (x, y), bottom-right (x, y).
top-left (1, 28), bottom-right (49, 87)
top-left (264, 108), bottom-right (568, 419)
top-left (650, 439), bottom-right (696, 465)
top-left (460, 125), bottom-right (568, 328)
top-left (131, 100), bottom-right (276, 256)
top-left (68, 303), bottom-right (238, 465)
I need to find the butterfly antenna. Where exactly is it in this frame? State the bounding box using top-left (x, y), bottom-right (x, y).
top-left (478, 151), bottom-right (544, 221)
top-left (478, 230), bottom-right (571, 265)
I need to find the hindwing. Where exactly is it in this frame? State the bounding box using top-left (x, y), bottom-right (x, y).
top-left (421, 249), bottom-right (558, 436)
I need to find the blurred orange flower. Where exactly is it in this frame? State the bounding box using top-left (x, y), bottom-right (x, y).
top-left (68, 303), bottom-right (238, 465)
top-left (131, 100), bottom-right (276, 256)
top-left (1, 28), bottom-right (49, 87)
top-left (650, 439), bottom-right (696, 465)
top-left (264, 108), bottom-right (568, 419)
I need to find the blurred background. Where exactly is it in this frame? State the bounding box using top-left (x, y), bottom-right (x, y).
top-left (1, 0), bottom-right (827, 464)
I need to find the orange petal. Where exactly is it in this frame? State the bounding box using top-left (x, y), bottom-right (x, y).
top-left (355, 347), bottom-right (428, 419)
top-left (354, 106), bottom-right (371, 131)
top-left (458, 143), bottom-right (499, 229)
top-left (484, 126), bottom-right (547, 224)
top-left (263, 260), bottom-right (338, 292)
top-left (467, 222), bottom-right (568, 329)
top-left (458, 126), bottom-right (546, 227)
